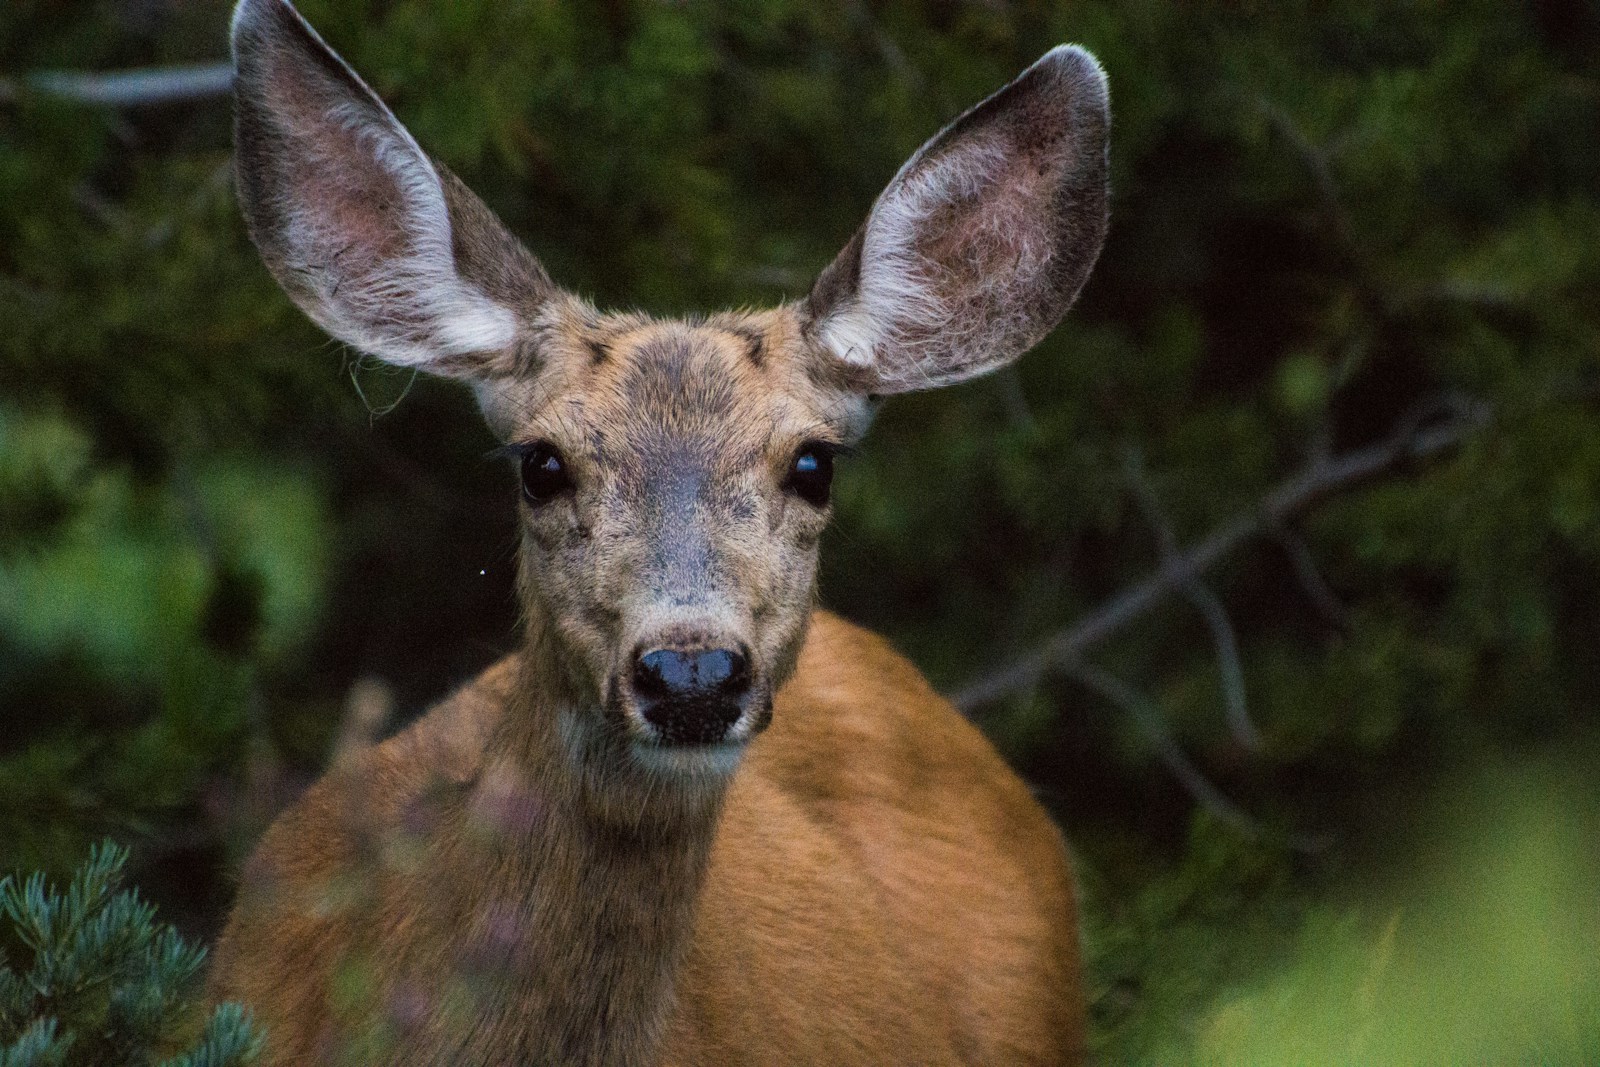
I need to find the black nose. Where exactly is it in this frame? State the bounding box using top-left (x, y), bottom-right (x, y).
top-left (634, 648), bottom-right (749, 699)
top-left (631, 647), bottom-right (750, 744)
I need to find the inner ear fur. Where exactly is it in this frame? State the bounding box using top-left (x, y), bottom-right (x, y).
top-left (806, 45), bottom-right (1111, 394)
top-left (231, 0), bottom-right (553, 379)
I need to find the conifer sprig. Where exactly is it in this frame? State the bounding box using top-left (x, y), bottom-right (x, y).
top-left (0, 844), bottom-right (261, 1067)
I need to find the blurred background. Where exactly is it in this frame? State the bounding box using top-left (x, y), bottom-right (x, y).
top-left (2, 0), bottom-right (1597, 1061)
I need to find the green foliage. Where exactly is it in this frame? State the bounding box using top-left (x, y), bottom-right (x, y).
top-left (1146, 760), bottom-right (1600, 1065)
top-left (0, 842), bottom-right (260, 1067)
top-left (0, 406), bottom-right (329, 873)
top-left (2, 0), bottom-right (1597, 1058)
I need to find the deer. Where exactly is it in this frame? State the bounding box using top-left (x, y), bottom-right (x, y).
top-left (209, 0), bottom-right (1111, 1063)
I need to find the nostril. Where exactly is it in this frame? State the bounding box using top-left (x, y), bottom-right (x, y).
top-left (632, 649), bottom-right (680, 700)
top-left (701, 648), bottom-right (750, 695)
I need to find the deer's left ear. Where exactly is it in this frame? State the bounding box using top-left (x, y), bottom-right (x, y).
top-left (805, 46), bottom-right (1110, 394)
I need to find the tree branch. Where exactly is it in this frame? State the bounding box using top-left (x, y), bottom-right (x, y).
top-left (1066, 661), bottom-right (1266, 837)
top-left (1269, 519), bottom-right (1353, 629)
top-left (1252, 95), bottom-right (1355, 255)
top-left (951, 399), bottom-right (1491, 712)
top-left (0, 63), bottom-right (233, 107)
top-left (1122, 447), bottom-right (1262, 750)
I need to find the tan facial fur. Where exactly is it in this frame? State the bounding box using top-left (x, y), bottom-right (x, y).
top-left (486, 302), bottom-right (873, 770)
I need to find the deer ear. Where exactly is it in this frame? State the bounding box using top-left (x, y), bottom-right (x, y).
top-left (806, 46), bottom-right (1110, 394)
top-left (230, 0), bottom-right (553, 379)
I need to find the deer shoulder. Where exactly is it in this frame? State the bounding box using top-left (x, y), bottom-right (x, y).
top-left (671, 611), bottom-right (1085, 1065)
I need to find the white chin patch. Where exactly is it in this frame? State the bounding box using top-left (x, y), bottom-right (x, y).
top-left (628, 740), bottom-right (747, 779)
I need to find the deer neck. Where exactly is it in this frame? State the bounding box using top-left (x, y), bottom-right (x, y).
top-left (424, 618), bottom-right (730, 1067)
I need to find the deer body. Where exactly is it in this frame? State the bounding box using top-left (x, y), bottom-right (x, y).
top-left (212, 614), bottom-right (1083, 1065)
top-left (214, 1), bottom-right (1110, 1062)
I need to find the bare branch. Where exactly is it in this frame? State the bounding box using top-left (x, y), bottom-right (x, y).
top-left (1252, 95), bottom-right (1354, 253)
top-left (146, 159), bottom-right (234, 246)
top-left (951, 398), bottom-right (1491, 711)
top-left (1066, 661), bottom-right (1266, 837)
top-left (1270, 520), bottom-right (1352, 629)
top-left (1185, 583), bottom-right (1257, 746)
top-left (0, 62), bottom-right (233, 108)
top-left (841, 0), bottom-right (919, 86)
top-left (1122, 448), bottom-right (1261, 750)
top-left (1250, 94), bottom-right (1393, 322)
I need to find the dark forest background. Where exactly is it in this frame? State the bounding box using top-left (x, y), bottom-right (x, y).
top-left (2, 0), bottom-right (1598, 1061)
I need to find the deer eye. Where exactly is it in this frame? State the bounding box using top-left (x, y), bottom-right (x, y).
top-left (785, 444), bottom-right (835, 507)
top-left (520, 443), bottom-right (572, 505)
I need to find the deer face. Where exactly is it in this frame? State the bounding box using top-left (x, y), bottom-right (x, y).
top-left (230, 0), bottom-right (1109, 777)
top-left (489, 307), bottom-right (870, 771)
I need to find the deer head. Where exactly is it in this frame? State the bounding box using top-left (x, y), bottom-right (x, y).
top-left (231, 0), bottom-right (1109, 792)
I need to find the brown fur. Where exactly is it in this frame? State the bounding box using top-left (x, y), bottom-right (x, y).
top-left (210, 615), bottom-right (1085, 1065)
top-left (217, 2), bottom-right (1110, 1062)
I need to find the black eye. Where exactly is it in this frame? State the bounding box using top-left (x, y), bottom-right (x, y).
top-left (520, 443), bottom-right (572, 505)
top-left (785, 444), bottom-right (835, 507)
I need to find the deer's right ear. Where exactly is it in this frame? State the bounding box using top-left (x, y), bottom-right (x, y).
top-left (231, 0), bottom-right (552, 380)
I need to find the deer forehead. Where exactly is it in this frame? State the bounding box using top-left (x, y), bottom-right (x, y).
top-left (503, 308), bottom-right (862, 468)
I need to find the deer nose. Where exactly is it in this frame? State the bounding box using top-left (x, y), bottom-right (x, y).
top-left (630, 646), bottom-right (751, 744)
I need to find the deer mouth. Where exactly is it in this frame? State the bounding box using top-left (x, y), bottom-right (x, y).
top-left (608, 664), bottom-right (773, 778)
